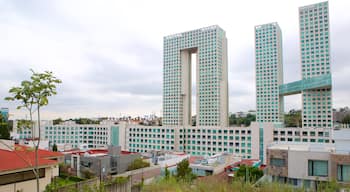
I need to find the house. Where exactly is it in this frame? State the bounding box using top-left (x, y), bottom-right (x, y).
top-left (63, 145), bottom-right (140, 178)
top-left (0, 139), bottom-right (63, 192)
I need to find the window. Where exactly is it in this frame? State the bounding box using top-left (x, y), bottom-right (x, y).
top-left (0, 169), bottom-right (45, 185)
top-left (308, 160), bottom-right (328, 177)
top-left (270, 158), bottom-right (285, 167)
top-left (337, 164), bottom-right (350, 182)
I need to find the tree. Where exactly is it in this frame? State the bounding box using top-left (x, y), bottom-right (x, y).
top-left (52, 143), bottom-right (58, 152)
top-left (235, 165), bottom-right (263, 183)
top-left (0, 114), bottom-right (10, 139)
top-left (175, 159), bottom-right (196, 182)
top-left (127, 158), bottom-right (150, 171)
top-left (342, 114), bottom-right (350, 124)
top-left (284, 110), bottom-right (302, 127)
top-left (53, 118), bottom-right (63, 125)
top-left (5, 69), bottom-right (61, 192)
top-left (164, 166), bottom-right (170, 180)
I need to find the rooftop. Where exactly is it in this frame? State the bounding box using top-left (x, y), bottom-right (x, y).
top-left (0, 144), bottom-right (63, 173)
top-left (268, 142), bottom-right (335, 152)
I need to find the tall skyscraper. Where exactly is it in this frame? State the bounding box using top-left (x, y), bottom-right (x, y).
top-left (299, 1), bottom-right (332, 128)
top-left (255, 23), bottom-right (284, 123)
top-left (163, 26), bottom-right (228, 127)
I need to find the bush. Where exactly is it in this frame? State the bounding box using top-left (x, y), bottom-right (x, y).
top-left (127, 158), bottom-right (150, 171)
top-left (114, 176), bottom-right (129, 184)
top-left (234, 165), bottom-right (263, 183)
top-left (175, 159), bottom-right (196, 183)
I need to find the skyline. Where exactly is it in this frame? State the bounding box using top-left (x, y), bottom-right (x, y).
top-left (0, 0), bottom-right (349, 119)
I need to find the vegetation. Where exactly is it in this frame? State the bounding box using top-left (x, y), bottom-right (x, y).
top-left (0, 114), bottom-right (10, 139)
top-left (142, 175), bottom-right (347, 192)
top-left (284, 109), bottom-right (302, 127)
top-left (234, 165), bottom-right (263, 183)
top-left (114, 176), bottom-right (129, 184)
top-left (175, 159), bottom-right (196, 182)
top-left (73, 118), bottom-right (100, 124)
top-left (52, 118), bottom-right (64, 125)
top-left (52, 143), bottom-right (58, 151)
top-left (342, 114), bottom-right (350, 124)
top-left (81, 168), bottom-right (95, 179)
top-left (127, 158), bottom-right (150, 171)
top-left (229, 113), bottom-right (256, 126)
top-left (5, 69), bottom-right (61, 192)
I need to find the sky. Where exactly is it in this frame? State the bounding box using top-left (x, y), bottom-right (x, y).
top-left (0, 0), bottom-right (349, 120)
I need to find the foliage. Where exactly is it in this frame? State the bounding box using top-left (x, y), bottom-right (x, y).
top-left (175, 159), bottom-right (196, 183)
top-left (284, 109), bottom-right (302, 127)
top-left (127, 158), bottom-right (150, 171)
top-left (81, 168), bottom-right (95, 179)
top-left (234, 165), bottom-right (263, 183)
top-left (5, 70), bottom-right (62, 112)
top-left (114, 176), bottom-right (129, 184)
top-left (0, 114), bottom-right (10, 139)
top-left (5, 69), bottom-right (61, 192)
top-left (342, 114), bottom-right (350, 124)
top-left (142, 176), bottom-right (311, 192)
top-left (53, 118), bottom-right (64, 125)
top-left (164, 166), bottom-right (170, 180)
top-left (59, 163), bottom-right (71, 177)
top-left (15, 119), bottom-right (33, 133)
top-left (52, 143), bottom-right (58, 151)
top-left (44, 176), bottom-right (83, 192)
top-left (73, 118), bottom-right (100, 124)
top-left (229, 113), bottom-right (256, 126)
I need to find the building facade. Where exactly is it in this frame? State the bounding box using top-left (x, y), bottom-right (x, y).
top-left (267, 129), bottom-right (350, 188)
top-left (299, 1), bottom-right (332, 128)
top-left (255, 23), bottom-right (284, 123)
top-left (255, 1), bottom-right (332, 129)
top-left (44, 121), bottom-right (118, 149)
top-left (163, 25), bottom-right (228, 127)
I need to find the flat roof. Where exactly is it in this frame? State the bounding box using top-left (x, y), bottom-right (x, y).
top-left (268, 142), bottom-right (335, 152)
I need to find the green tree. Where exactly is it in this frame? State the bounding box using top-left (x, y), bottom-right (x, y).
top-left (5, 69), bottom-right (61, 192)
top-left (127, 158), bottom-right (150, 171)
top-left (53, 118), bottom-right (63, 125)
top-left (175, 159), bottom-right (196, 182)
top-left (52, 143), bottom-right (58, 152)
top-left (0, 114), bottom-right (10, 139)
top-left (235, 165), bottom-right (263, 183)
top-left (342, 114), bottom-right (350, 124)
top-left (164, 166), bottom-right (170, 180)
top-left (284, 109), bottom-right (302, 127)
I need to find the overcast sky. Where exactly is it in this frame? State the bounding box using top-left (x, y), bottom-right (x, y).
top-left (0, 0), bottom-right (349, 120)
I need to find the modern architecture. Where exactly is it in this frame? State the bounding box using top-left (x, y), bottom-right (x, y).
top-left (163, 25), bottom-right (228, 127)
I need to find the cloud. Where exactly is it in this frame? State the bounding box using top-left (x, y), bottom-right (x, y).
top-left (0, 0), bottom-right (349, 119)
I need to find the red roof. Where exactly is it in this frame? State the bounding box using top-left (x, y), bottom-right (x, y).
top-left (15, 145), bottom-right (63, 159)
top-left (0, 145), bottom-right (63, 172)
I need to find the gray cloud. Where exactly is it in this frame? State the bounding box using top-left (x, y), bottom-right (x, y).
top-left (0, 0), bottom-right (349, 119)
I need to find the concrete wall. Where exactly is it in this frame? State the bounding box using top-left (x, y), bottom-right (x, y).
top-left (288, 150), bottom-right (330, 181)
top-left (116, 153), bottom-right (140, 173)
top-left (334, 129), bottom-right (350, 154)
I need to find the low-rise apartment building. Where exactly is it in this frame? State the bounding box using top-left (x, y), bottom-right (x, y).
top-left (266, 129), bottom-right (350, 188)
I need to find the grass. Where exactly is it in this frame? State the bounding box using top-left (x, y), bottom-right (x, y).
top-left (54, 177), bottom-right (76, 186)
top-left (142, 176), bottom-right (348, 192)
